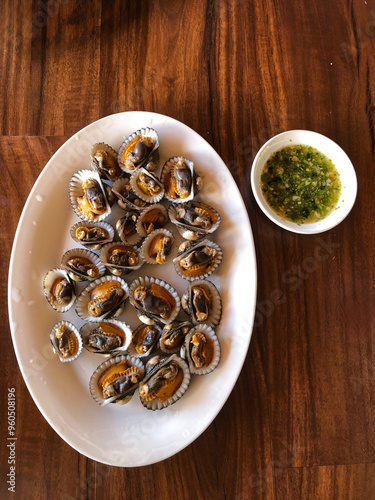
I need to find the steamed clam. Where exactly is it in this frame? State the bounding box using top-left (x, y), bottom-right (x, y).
top-left (80, 319), bottom-right (132, 355)
top-left (128, 323), bottom-right (162, 357)
top-left (116, 211), bottom-right (142, 245)
top-left (162, 156), bottom-right (202, 203)
top-left (69, 170), bottom-right (111, 222)
top-left (61, 248), bottom-right (105, 282)
top-left (50, 321), bottom-right (82, 363)
top-left (130, 168), bottom-right (164, 204)
top-left (129, 276), bottom-right (180, 325)
top-left (100, 243), bottom-right (143, 275)
top-left (136, 204), bottom-right (168, 237)
top-left (181, 279), bottom-right (222, 328)
top-left (159, 320), bottom-right (193, 354)
top-left (118, 128), bottom-right (159, 173)
top-left (91, 143), bottom-right (123, 182)
top-left (70, 221), bottom-right (114, 250)
top-left (76, 276), bottom-right (129, 321)
top-left (181, 324), bottom-right (221, 375)
top-left (174, 239), bottom-right (223, 281)
top-left (139, 354), bottom-right (191, 410)
top-left (112, 177), bottom-right (147, 211)
top-left (169, 201), bottom-right (221, 240)
top-left (43, 268), bottom-right (75, 313)
top-left (89, 355), bottom-right (144, 405)
top-left (140, 229), bottom-right (174, 265)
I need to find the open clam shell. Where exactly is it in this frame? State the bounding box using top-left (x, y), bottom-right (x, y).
top-left (181, 279), bottom-right (222, 328)
top-left (89, 354), bottom-right (145, 406)
top-left (168, 201), bottom-right (221, 241)
top-left (50, 321), bottom-right (82, 363)
top-left (118, 127), bottom-right (159, 174)
top-left (116, 212), bottom-right (143, 246)
top-left (139, 354), bottom-right (191, 410)
top-left (159, 320), bottom-right (193, 354)
top-left (69, 169), bottom-right (111, 223)
top-left (80, 319), bottom-right (132, 355)
top-left (91, 142), bottom-right (123, 182)
top-left (135, 204), bottom-right (168, 237)
top-left (140, 228), bottom-right (174, 265)
top-left (127, 323), bottom-right (162, 358)
top-left (161, 156), bottom-right (202, 203)
top-left (61, 248), bottom-right (105, 282)
top-left (76, 275), bottom-right (129, 322)
top-left (130, 167), bottom-right (165, 204)
top-left (70, 221), bottom-right (114, 250)
top-left (181, 324), bottom-right (221, 375)
top-left (112, 177), bottom-right (148, 211)
top-left (99, 242), bottom-right (143, 276)
top-left (43, 268), bottom-right (76, 313)
top-left (129, 276), bottom-right (181, 325)
top-left (173, 239), bottom-right (223, 281)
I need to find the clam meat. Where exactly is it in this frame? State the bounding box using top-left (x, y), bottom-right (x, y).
top-left (148, 233), bottom-right (173, 264)
top-left (133, 283), bottom-right (176, 321)
top-left (98, 360), bottom-right (143, 399)
top-left (179, 244), bottom-right (218, 277)
top-left (88, 280), bottom-right (126, 318)
top-left (84, 322), bottom-right (124, 352)
top-left (77, 178), bottom-right (107, 221)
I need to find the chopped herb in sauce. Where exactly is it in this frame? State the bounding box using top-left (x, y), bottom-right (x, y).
top-left (260, 145), bottom-right (341, 224)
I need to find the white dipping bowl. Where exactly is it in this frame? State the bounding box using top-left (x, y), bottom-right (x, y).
top-left (251, 130), bottom-right (357, 234)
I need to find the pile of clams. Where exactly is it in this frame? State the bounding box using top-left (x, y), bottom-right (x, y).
top-left (43, 126), bottom-right (224, 411)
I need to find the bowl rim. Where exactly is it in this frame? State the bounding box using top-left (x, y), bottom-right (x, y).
top-left (250, 129), bottom-right (358, 234)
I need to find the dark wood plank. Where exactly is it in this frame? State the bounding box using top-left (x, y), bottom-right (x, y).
top-left (275, 464), bottom-right (375, 500)
top-left (0, 0), bottom-right (101, 136)
top-left (99, 0), bottom-right (213, 140)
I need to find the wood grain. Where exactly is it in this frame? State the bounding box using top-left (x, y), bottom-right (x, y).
top-left (0, 0), bottom-right (375, 498)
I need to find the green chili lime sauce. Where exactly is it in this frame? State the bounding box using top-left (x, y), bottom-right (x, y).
top-left (260, 145), bottom-right (341, 224)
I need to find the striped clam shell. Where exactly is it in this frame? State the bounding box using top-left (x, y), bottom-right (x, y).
top-left (50, 320), bottom-right (83, 363)
top-left (69, 169), bottom-right (111, 223)
top-left (139, 354), bottom-right (191, 410)
top-left (89, 354), bottom-right (145, 406)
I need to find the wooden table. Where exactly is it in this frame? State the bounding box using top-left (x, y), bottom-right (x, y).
top-left (1, 1), bottom-right (374, 498)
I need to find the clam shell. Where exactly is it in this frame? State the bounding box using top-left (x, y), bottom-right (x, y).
top-left (50, 320), bottom-right (82, 363)
top-left (139, 354), bottom-right (191, 410)
top-left (112, 177), bottom-right (148, 212)
top-left (61, 248), bottom-right (106, 282)
top-left (116, 212), bottom-right (143, 246)
top-left (173, 239), bottom-right (223, 281)
top-left (129, 276), bottom-right (181, 325)
top-left (43, 268), bottom-right (76, 313)
top-left (117, 127), bottom-right (159, 174)
top-left (182, 324), bottom-right (221, 375)
top-left (89, 354), bottom-right (145, 406)
top-left (99, 242), bottom-right (144, 275)
top-left (159, 320), bottom-right (193, 354)
top-left (135, 204), bottom-right (168, 238)
top-left (168, 201), bottom-right (221, 241)
top-left (69, 169), bottom-right (111, 223)
top-left (140, 228), bottom-right (174, 265)
top-left (76, 275), bottom-right (129, 322)
top-left (80, 319), bottom-right (132, 355)
top-left (127, 323), bottom-right (162, 358)
top-left (91, 142), bottom-right (123, 182)
top-left (183, 279), bottom-right (222, 328)
top-left (161, 156), bottom-right (201, 203)
top-left (129, 168), bottom-right (165, 204)
top-left (70, 221), bottom-right (114, 250)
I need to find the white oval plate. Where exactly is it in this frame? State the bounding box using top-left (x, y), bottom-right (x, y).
top-left (8, 112), bottom-right (257, 467)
